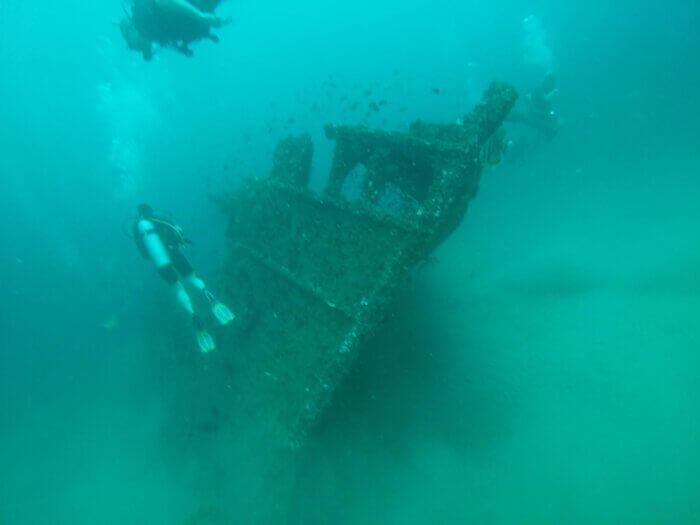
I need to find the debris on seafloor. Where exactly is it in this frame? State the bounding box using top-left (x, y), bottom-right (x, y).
top-left (181, 81), bottom-right (517, 522)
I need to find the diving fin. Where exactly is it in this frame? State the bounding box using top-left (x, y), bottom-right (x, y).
top-left (204, 290), bottom-right (235, 326)
top-left (196, 329), bottom-right (216, 353)
top-left (193, 314), bottom-right (216, 353)
top-left (212, 301), bottom-right (235, 326)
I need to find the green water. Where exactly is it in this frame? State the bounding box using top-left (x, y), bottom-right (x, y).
top-left (1, 1), bottom-right (698, 523)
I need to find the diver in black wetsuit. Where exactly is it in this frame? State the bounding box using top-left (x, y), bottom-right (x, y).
top-left (134, 204), bottom-right (234, 353)
top-left (120, 0), bottom-right (229, 60)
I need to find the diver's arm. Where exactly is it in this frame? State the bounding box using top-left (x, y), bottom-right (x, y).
top-left (154, 0), bottom-right (224, 26)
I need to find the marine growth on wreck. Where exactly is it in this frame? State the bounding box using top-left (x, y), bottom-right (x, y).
top-left (158, 81), bottom-right (518, 521)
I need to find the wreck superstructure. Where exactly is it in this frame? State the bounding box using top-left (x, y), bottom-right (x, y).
top-left (170, 82), bottom-right (517, 522)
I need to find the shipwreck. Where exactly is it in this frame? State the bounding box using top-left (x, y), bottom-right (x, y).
top-left (160, 81), bottom-right (517, 522)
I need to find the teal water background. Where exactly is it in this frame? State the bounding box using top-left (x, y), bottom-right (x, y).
top-left (1, 1), bottom-right (698, 523)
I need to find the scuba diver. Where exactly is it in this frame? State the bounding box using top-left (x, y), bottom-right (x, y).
top-left (120, 0), bottom-right (230, 60)
top-left (508, 73), bottom-right (561, 141)
top-left (133, 204), bottom-right (234, 353)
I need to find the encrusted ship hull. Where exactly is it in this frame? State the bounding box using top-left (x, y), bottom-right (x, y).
top-left (172, 82), bottom-right (516, 522)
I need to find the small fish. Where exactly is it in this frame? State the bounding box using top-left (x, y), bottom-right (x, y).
top-left (368, 102), bottom-right (380, 112)
top-left (431, 87), bottom-right (442, 95)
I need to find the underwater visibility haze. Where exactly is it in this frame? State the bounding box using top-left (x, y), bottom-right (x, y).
top-left (0, 1), bottom-right (699, 523)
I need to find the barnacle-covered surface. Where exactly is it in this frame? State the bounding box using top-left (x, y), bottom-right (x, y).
top-left (218, 82), bottom-right (516, 445)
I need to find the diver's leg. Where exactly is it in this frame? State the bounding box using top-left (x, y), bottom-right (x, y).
top-left (157, 265), bottom-right (195, 315)
top-left (174, 41), bottom-right (194, 57)
top-left (152, 258), bottom-right (213, 352)
top-left (168, 250), bottom-right (208, 296)
top-left (173, 256), bottom-right (235, 326)
top-left (153, 0), bottom-right (225, 27)
top-left (159, 266), bottom-right (215, 352)
top-left (185, 272), bottom-right (206, 292)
